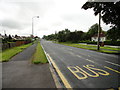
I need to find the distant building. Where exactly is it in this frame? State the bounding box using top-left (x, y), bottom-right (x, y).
top-left (91, 33), bottom-right (106, 42)
top-left (0, 34), bottom-right (4, 39)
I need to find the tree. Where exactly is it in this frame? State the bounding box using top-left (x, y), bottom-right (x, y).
top-left (8, 34), bottom-right (12, 40)
top-left (15, 34), bottom-right (18, 38)
top-left (107, 27), bottom-right (120, 41)
top-left (87, 23), bottom-right (102, 40)
top-left (43, 29), bottom-right (86, 42)
top-left (82, 1), bottom-right (120, 29)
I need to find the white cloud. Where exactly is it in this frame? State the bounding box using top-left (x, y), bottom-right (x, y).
top-left (0, 0), bottom-right (110, 37)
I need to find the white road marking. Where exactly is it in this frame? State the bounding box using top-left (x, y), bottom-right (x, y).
top-left (69, 52), bottom-right (75, 55)
top-left (88, 55), bottom-right (90, 57)
top-left (105, 61), bottom-right (120, 67)
top-left (86, 59), bottom-right (95, 63)
top-left (76, 55), bottom-right (81, 58)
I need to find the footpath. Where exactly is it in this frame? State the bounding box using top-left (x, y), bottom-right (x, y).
top-left (2, 43), bottom-right (56, 88)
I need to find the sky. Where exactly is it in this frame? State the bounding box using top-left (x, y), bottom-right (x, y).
top-left (0, 0), bottom-right (111, 38)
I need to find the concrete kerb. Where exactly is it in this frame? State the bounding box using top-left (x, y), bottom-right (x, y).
top-left (40, 43), bottom-right (63, 88)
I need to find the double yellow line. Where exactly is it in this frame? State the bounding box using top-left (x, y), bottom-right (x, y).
top-left (47, 54), bottom-right (72, 89)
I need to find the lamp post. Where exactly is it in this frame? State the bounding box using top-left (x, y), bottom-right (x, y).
top-left (32, 16), bottom-right (39, 44)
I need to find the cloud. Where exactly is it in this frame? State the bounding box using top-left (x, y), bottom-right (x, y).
top-left (0, 19), bottom-right (30, 30)
top-left (0, 0), bottom-right (110, 37)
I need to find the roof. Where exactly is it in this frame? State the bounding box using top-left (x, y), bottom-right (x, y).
top-left (92, 33), bottom-right (106, 37)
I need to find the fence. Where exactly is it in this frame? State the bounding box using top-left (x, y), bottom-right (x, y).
top-left (2, 41), bottom-right (31, 50)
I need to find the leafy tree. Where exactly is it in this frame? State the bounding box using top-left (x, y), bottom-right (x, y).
top-left (8, 34), bottom-right (12, 40)
top-left (87, 23), bottom-right (103, 40)
top-left (82, 1), bottom-right (120, 29)
top-left (107, 27), bottom-right (120, 41)
top-left (15, 34), bottom-right (18, 38)
top-left (43, 29), bottom-right (85, 42)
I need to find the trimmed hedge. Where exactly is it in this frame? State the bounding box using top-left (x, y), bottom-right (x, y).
top-left (104, 41), bottom-right (120, 46)
top-left (78, 40), bottom-right (120, 46)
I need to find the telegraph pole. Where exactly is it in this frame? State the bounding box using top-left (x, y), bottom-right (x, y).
top-left (97, 12), bottom-right (101, 51)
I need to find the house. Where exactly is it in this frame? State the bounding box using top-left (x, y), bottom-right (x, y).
top-left (0, 34), bottom-right (2, 39)
top-left (0, 34), bottom-right (4, 39)
top-left (91, 33), bottom-right (106, 42)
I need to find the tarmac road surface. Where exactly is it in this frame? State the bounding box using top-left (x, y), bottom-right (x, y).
top-left (41, 40), bottom-right (120, 89)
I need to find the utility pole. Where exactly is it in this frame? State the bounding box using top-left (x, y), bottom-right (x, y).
top-left (97, 12), bottom-right (101, 51)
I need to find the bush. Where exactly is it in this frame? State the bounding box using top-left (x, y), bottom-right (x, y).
top-left (104, 40), bottom-right (120, 46)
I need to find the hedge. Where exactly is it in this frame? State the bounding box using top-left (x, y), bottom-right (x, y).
top-left (78, 40), bottom-right (120, 46)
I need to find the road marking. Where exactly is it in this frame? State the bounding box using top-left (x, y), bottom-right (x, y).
top-left (104, 66), bottom-right (120, 74)
top-left (83, 65), bottom-right (109, 76)
top-left (106, 87), bottom-right (120, 90)
top-left (47, 54), bottom-right (72, 88)
top-left (68, 66), bottom-right (88, 80)
top-left (76, 66), bottom-right (99, 77)
top-left (105, 61), bottom-right (120, 67)
top-left (86, 59), bottom-right (95, 63)
top-left (76, 55), bottom-right (81, 58)
top-left (69, 49), bottom-right (72, 50)
top-left (68, 65), bottom-right (110, 80)
top-left (69, 52), bottom-right (75, 55)
top-left (88, 55), bottom-right (90, 57)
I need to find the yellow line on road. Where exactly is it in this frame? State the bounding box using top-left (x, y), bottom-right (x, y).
top-left (47, 54), bottom-right (72, 89)
top-left (104, 66), bottom-right (120, 74)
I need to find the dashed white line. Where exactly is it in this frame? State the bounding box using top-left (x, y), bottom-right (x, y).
top-left (105, 61), bottom-right (120, 67)
top-left (86, 59), bottom-right (95, 63)
top-left (76, 55), bottom-right (81, 58)
top-left (88, 55), bottom-right (90, 57)
top-left (69, 49), bottom-right (73, 50)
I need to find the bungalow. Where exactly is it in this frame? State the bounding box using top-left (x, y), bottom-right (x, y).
top-left (91, 33), bottom-right (106, 42)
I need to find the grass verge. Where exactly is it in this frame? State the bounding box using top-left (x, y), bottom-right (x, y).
top-left (1, 43), bottom-right (32, 62)
top-left (32, 41), bottom-right (48, 64)
top-left (55, 42), bottom-right (120, 54)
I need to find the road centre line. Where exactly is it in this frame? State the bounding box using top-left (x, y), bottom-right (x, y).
top-left (76, 55), bottom-right (95, 64)
top-left (105, 61), bottom-right (120, 67)
top-left (88, 55), bottom-right (90, 57)
top-left (85, 59), bottom-right (95, 63)
top-left (76, 55), bottom-right (81, 58)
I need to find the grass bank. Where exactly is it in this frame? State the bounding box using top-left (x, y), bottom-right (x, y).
top-left (32, 41), bottom-right (48, 64)
top-left (55, 42), bottom-right (120, 54)
top-left (1, 43), bottom-right (32, 62)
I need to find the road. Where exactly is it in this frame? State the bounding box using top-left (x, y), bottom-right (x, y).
top-left (41, 40), bottom-right (120, 89)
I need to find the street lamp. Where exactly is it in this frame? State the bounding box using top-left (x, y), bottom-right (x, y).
top-left (32, 16), bottom-right (39, 43)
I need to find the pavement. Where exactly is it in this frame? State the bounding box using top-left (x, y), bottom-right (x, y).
top-left (2, 43), bottom-right (56, 89)
top-left (41, 40), bottom-right (120, 89)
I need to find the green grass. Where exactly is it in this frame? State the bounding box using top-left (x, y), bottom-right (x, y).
top-left (1, 43), bottom-right (32, 62)
top-left (32, 41), bottom-right (48, 64)
top-left (55, 42), bottom-right (120, 54)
